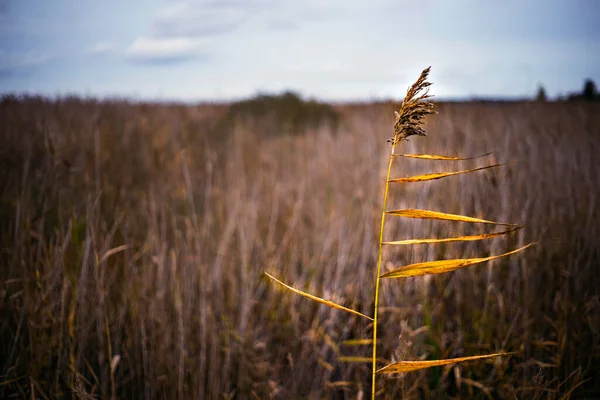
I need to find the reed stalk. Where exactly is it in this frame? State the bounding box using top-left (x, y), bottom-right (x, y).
top-left (265, 66), bottom-right (532, 399)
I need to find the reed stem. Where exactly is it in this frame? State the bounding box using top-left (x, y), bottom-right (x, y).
top-left (371, 143), bottom-right (397, 399)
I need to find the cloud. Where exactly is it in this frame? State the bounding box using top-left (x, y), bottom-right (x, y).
top-left (261, 1), bottom-right (408, 31)
top-left (150, 1), bottom-right (249, 38)
top-left (122, 1), bottom-right (259, 65)
top-left (0, 49), bottom-right (52, 78)
top-left (86, 41), bottom-right (118, 55)
top-left (125, 36), bottom-right (207, 63)
top-left (266, 20), bottom-right (298, 31)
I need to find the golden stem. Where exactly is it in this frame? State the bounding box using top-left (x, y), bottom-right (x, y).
top-left (372, 142), bottom-right (396, 399)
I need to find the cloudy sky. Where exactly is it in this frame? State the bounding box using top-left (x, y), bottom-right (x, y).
top-left (0, 0), bottom-right (598, 101)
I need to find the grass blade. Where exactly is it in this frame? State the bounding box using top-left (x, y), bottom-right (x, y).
top-left (386, 209), bottom-right (515, 226)
top-left (339, 356), bottom-right (388, 364)
top-left (389, 164), bottom-right (503, 183)
top-left (393, 152), bottom-right (492, 160)
top-left (264, 272), bottom-right (373, 321)
top-left (341, 339), bottom-right (377, 346)
top-left (0, 375), bottom-right (26, 386)
top-left (382, 226), bottom-right (524, 245)
top-left (376, 352), bottom-right (519, 374)
top-left (326, 381), bottom-right (354, 388)
top-left (322, 332), bottom-right (341, 356)
top-left (559, 378), bottom-right (592, 400)
top-left (98, 244), bottom-right (130, 265)
top-left (380, 243), bottom-right (534, 278)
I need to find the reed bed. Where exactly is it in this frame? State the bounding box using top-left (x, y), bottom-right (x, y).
top-left (0, 93), bottom-right (599, 398)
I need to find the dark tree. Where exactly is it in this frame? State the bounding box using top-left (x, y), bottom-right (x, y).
top-left (536, 85), bottom-right (547, 102)
top-left (567, 79), bottom-right (599, 102)
top-left (583, 79), bottom-right (598, 101)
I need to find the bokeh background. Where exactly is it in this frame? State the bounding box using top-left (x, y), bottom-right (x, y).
top-left (1, 1), bottom-right (599, 398)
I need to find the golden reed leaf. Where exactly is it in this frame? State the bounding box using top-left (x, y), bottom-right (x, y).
top-left (339, 356), bottom-right (388, 364)
top-left (376, 352), bottom-right (519, 374)
top-left (389, 164), bottom-right (504, 183)
top-left (264, 272), bottom-right (373, 321)
top-left (341, 339), bottom-right (377, 346)
top-left (326, 381), bottom-right (354, 388)
top-left (386, 209), bottom-right (515, 226)
top-left (380, 243), bottom-right (534, 278)
top-left (322, 332), bottom-right (341, 356)
top-left (339, 356), bottom-right (375, 363)
top-left (382, 226), bottom-right (523, 246)
top-left (393, 152), bottom-right (492, 160)
top-left (318, 358), bottom-right (335, 372)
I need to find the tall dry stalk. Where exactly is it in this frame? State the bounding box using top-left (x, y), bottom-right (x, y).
top-left (265, 66), bottom-right (532, 398)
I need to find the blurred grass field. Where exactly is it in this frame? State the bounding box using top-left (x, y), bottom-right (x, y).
top-left (1, 95), bottom-right (599, 398)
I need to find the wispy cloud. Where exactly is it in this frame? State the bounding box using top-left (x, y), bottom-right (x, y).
top-left (125, 36), bottom-right (207, 63)
top-left (0, 49), bottom-right (52, 78)
top-left (86, 41), bottom-right (118, 55)
top-left (150, 2), bottom-right (248, 38)
top-left (122, 1), bottom-right (256, 65)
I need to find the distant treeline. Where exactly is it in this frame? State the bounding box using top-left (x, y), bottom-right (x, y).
top-left (537, 78), bottom-right (600, 102)
top-left (220, 91), bottom-right (339, 137)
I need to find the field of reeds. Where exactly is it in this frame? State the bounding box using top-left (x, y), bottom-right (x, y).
top-left (1, 94), bottom-right (599, 399)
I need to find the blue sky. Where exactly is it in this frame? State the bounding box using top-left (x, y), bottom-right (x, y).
top-left (0, 0), bottom-right (598, 101)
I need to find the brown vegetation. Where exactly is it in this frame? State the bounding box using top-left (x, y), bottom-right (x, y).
top-left (1, 94), bottom-right (599, 398)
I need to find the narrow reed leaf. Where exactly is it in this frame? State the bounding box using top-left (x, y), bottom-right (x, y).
top-left (264, 272), bottom-right (374, 321)
top-left (327, 381), bottom-right (354, 388)
top-left (0, 375), bottom-right (26, 386)
top-left (341, 339), bottom-right (377, 346)
top-left (98, 244), bottom-right (130, 265)
top-left (323, 333), bottom-right (341, 356)
top-left (386, 209), bottom-right (515, 226)
top-left (376, 352), bottom-right (519, 374)
top-left (393, 152), bottom-right (492, 160)
top-left (389, 164), bottom-right (504, 183)
top-left (558, 378), bottom-right (593, 400)
top-left (339, 356), bottom-right (374, 363)
top-left (110, 355), bottom-right (121, 374)
top-left (380, 243), bottom-right (535, 278)
top-left (318, 359), bottom-right (335, 372)
top-left (340, 356), bottom-right (388, 364)
top-left (382, 226), bottom-right (524, 246)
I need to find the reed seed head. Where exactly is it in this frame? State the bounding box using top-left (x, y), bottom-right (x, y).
top-left (391, 66), bottom-right (436, 145)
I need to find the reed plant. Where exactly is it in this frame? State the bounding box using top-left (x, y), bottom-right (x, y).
top-left (265, 67), bottom-right (533, 398)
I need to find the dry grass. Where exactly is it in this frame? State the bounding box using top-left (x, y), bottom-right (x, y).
top-left (0, 93), bottom-right (599, 398)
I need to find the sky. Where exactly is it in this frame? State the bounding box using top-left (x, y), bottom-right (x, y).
top-left (0, 0), bottom-right (599, 101)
